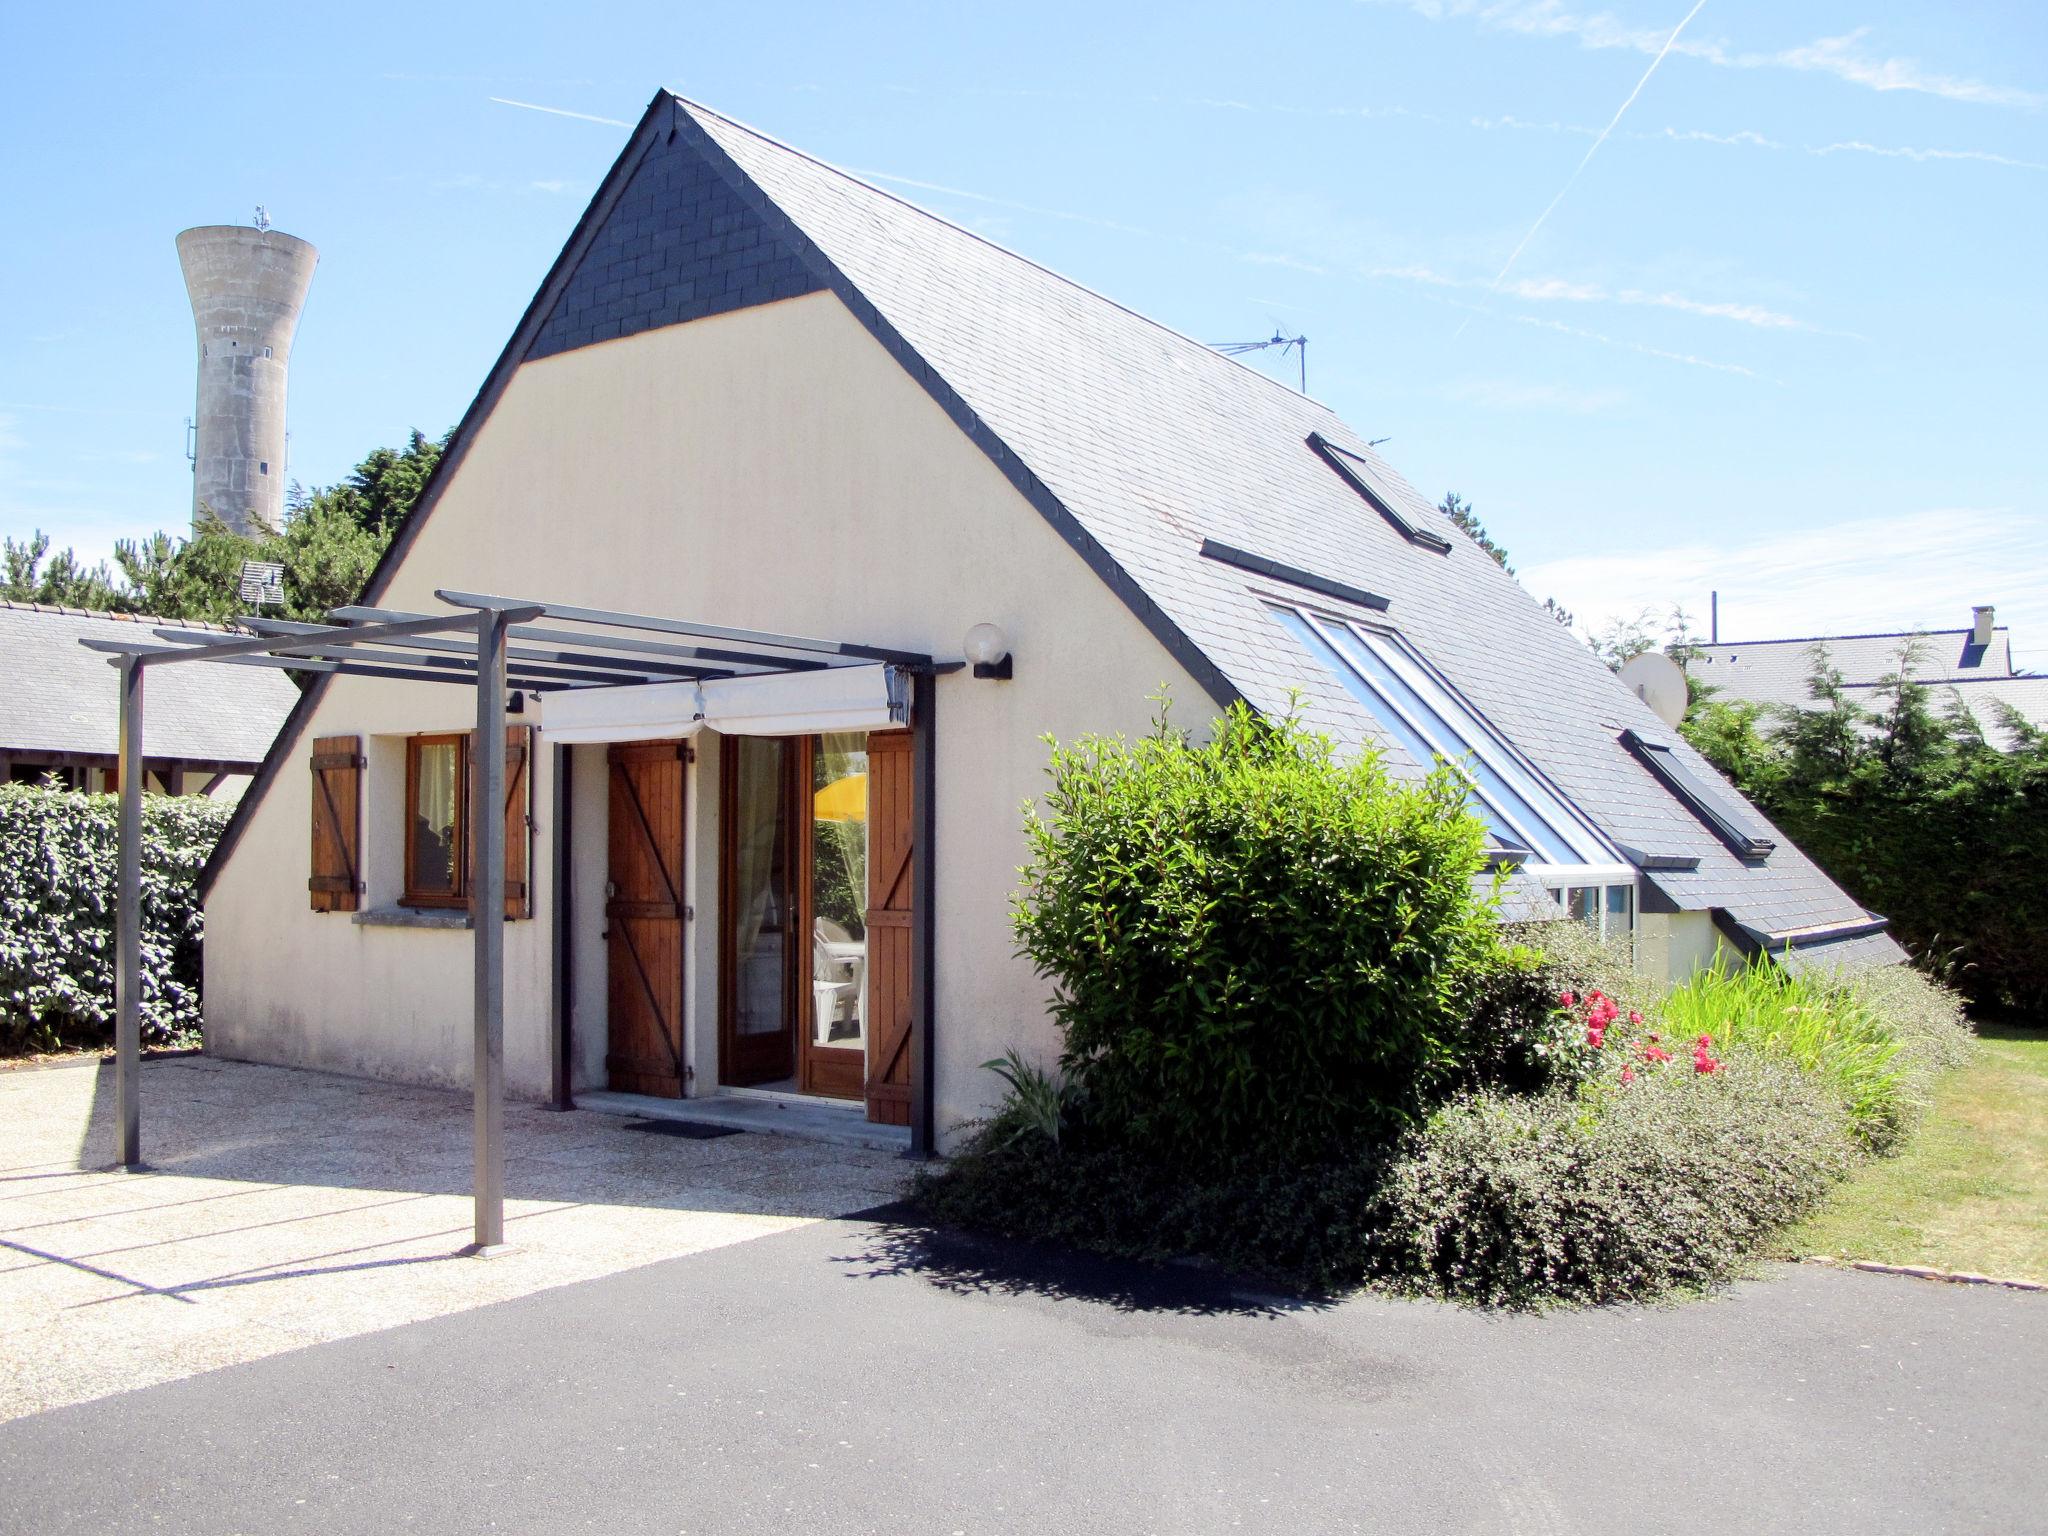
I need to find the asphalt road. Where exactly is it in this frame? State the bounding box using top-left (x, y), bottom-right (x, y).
top-left (3, 1208), bottom-right (2043, 1535)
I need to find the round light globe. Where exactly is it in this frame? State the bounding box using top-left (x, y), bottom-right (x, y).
top-left (963, 622), bottom-right (1009, 667)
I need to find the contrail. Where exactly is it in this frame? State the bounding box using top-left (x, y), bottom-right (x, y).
top-left (1458, 0), bottom-right (1711, 336)
top-left (489, 96), bottom-right (630, 128)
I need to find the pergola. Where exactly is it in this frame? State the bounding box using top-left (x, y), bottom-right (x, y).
top-left (86, 590), bottom-right (940, 1250)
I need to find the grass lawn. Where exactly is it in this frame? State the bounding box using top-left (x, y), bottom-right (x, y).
top-left (1782, 1023), bottom-right (2048, 1283)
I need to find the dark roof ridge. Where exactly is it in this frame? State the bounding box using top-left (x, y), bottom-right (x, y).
top-left (666, 91), bottom-right (1345, 415)
top-left (1699, 626), bottom-right (2006, 650)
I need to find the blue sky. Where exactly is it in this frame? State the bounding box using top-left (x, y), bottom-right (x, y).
top-left (3, 1), bottom-right (2043, 662)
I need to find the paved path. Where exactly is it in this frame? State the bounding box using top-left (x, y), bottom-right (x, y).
top-left (0, 1057), bottom-right (905, 1419)
top-left (2, 1207), bottom-right (2042, 1534)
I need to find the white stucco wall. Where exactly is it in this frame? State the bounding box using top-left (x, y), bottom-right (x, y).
top-left (205, 291), bottom-right (1205, 1140)
top-left (1636, 909), bottom-right (1727, 991)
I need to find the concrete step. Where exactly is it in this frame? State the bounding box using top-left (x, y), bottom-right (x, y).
top-left (575, 1089), bottom-right (912, 1154)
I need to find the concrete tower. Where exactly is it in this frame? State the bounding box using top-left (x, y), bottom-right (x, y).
top-left (176, 221), bottom-right (318, 537)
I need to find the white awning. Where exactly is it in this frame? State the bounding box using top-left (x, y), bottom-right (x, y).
top-left (536, 663), bottom-right (910, 744)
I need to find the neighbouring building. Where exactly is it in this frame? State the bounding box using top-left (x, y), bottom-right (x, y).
top-left (197, 92), bottom-right (1900, 1149)
top-left (1690, 605), bottom-right (2046, 750)
top-left (2, 602), bottom-right (298, 796)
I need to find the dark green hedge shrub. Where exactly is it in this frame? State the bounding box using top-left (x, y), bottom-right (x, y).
top-left (1683, 663), bottom-right (2048, 1019)
top-left (0, 784), bottom-right (230, 1051)
top-left (1012, 703), bottom-right (1500, 1169)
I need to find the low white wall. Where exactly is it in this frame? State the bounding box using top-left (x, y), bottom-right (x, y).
top-left (1637, 909), bottom-right (1727, 991)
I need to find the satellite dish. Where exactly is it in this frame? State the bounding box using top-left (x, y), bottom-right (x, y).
top-left (1619, 650), bottom-right (1689, 728)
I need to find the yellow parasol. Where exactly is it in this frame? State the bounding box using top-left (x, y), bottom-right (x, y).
top-left (812, 772), bottom-right (867, 823)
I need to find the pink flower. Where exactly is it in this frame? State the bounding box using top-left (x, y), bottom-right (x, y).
top-left (1587, 1026), bottom-right (1606, 1050)
top-left (1628, 1011), bottom-right (1643, 1026)
top-left (1620, 1066), bottom-right (1637, 1085)
top-left (1697, 1034), bottom-right (1713, 1049)
top-left (1559, 991), bottom-right (1577, 1008)
top-left (1643, 1044), bottom-right (1672, 1065)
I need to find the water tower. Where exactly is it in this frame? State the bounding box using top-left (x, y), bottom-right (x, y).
top-left (176, 213), bottom-right (317, 537)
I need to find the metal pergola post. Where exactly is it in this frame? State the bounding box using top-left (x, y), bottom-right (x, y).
top-left (114, 655), bottom-right (144, 1169)
top-left (470, 606), bottom-right (511, 1253)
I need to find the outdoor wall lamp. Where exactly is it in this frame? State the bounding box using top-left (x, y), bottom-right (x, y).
top-left (963, 622), bottom-right (1013, 680)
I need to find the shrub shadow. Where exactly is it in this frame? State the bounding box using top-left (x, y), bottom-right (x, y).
top-left (832, 1200), bottom-right (1335, 1319)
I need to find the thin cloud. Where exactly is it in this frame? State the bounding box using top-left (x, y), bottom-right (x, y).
top-left (1521, 508), bottom-right (2048, 668)
top-left (1371, 3), bottom-right (2042, 110)
top-left (1444, 377), bottom-right (1630, 413)
top-left (1652, 126), bottom-right (1778, 149)
top-left (1366, 264), bottom-right (1815, 332)
top-left (1809, 140), bottom-right (2048, 172)
top-left (1514, 314), bottom-right (1758, 377)
top-left (852, 169), bottom-right (1176, 243)
top-left (1471, 0), bottom-right (1711, 313)
top-left (488, 97), bottom-right (631, 128)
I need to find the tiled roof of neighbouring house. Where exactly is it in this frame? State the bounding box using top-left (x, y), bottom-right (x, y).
top-left (0, 601), bottom-right (298, 764)
top-left (1692, 624), bottom-right (2043, 750)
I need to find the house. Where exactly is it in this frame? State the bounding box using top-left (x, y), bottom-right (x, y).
top-left (197, 92), bottom-right (1899, 1150)
top-left (1691, 605), bottom-right (2047, 750)
top-left (1, 601), bottom-right (298, 796)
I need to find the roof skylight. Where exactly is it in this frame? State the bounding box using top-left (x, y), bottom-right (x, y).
top-left (1621, 730), bottom-right (1776, 859)
top-left (1273, 605), bottom-right (1626, 876)
top-left (1307, 433), bottom-right (1453, 554)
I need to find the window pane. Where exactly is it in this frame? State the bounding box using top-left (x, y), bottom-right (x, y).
top-left (1276, 606), bottom-right (1580, 863)
top-left (1331, 625), bottom-right (1594, 866)
top-left (731, 738), bottom-right (791, 1040)
top-left (1567, 886), bottom-right (1599, 928)
top-left (1605, 883), bottom-right (1634, 933)
top-left (810, 733), bottom-right (868, 1052)
top-left (410, 741), bottom-right (459, 896)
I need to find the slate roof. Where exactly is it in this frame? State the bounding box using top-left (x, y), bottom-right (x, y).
top-left (1692, 625), bottom-right (2044, 750)
top-left (676, 96), bottom-right (1894, 958)
top-left (199, 90), bottom-right (1900, 964)
top-left (0, 603), bottom-right (297, 765)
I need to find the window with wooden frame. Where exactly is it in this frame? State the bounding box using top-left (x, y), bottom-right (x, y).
top-left (403, 733), bottom-right (468, 907)
top-left (394, 726), bottom-right (533, 916)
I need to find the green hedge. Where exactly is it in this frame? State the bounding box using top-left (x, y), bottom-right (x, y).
top-left (1012, 702), bottom-right (1500, 1169)
top-left (0, 783), bottom-right (231, 1051)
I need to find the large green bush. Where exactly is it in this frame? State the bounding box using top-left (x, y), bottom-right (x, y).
top-left (0, 783), bottom-right (230, 1051)
top-left (1013, 703), bottom-right (1500, 1168)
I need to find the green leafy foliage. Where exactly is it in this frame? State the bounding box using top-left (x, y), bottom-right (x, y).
top-left (1, 429), bottom-right (445, 623)
top-left (1438, 492), bottom-right (1514, 573)
top-left (0, 784), bottom-right (231, 1052)
top-left (1372, 1058), bottom-right (1852, 1307)
top-left (1672, 964), bottom-right (1900, 1136)
top-left (1012, 701), bottom-right (1501, 1168)
top-left (1682, 641), bottom-right (2048, 1018)
top-left (924, 878), bottom-right (1958, 1306)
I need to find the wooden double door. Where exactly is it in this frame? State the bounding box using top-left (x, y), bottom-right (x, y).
top-left (605, 732), bottom-right (916, 1124)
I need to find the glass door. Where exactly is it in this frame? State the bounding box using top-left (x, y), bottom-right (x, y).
top-left (801, 733), bottom-right (869, 1099)
top-left (717, 733), bottom-right (871, 1099)
top-left (719, 737), bottom-right (797, 1086)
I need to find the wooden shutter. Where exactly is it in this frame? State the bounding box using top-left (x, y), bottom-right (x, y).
top-left (863, 730), bottom-right (915, 1125)
top-left (504, 725), bottom-right (533, 919)
top-left (470, 725), bottom-right (534, 919)
top-left (309, 735), bottom-right (363, 913)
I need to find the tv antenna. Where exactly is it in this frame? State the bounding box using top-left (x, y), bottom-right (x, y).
top-left (1210, 330), bottom-right (1308, 393)
top-left (253, 205), bottom-right (272, 232)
